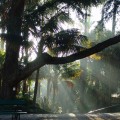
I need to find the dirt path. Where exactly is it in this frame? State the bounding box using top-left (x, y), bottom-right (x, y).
top-left (0, 113), bottom-right (120, 120)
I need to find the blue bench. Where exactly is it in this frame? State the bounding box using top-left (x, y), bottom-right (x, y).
top-left (0, 99), bottom-right (27, 120)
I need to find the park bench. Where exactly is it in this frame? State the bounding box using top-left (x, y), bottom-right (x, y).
top-left (0, 99), bottom-right (27, 120)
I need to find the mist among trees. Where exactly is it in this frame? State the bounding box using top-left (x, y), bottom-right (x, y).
top-left (0, 0), bottom-right (120, 113)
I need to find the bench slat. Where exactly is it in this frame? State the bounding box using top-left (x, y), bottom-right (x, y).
top-left (0, 99), bottom-right (27, 120)
top-left (0, 100), bottom-right (26, 105)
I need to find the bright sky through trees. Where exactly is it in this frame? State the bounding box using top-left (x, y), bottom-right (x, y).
top-left (29, 6), bottom-right (113, 61)
top-left (62, 5), bottom-right (114, 32)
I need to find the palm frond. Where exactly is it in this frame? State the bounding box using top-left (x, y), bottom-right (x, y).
top-left (24, 0), bottom-right (102, 37)
top-left (43, 29), bottom-right (88, 55)
top-left (41, 11), bottom-right (72, 33)
top-left (25, 0), bottom-right (101, 27)
top-left (102, 0), bottom-right (120, 22)
top-left (50, 45), bottom-right (86, 56)
top-left (58, 0), bottom-right (101, 7)
top-left (25, 0), bottom-right (58, 17)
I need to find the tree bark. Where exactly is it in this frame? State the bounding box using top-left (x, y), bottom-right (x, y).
top-left (47, 79), bottom-right (50, 100)
top-left (1, 82), bottom-right (14, 99)
top-left (1, 0), bottom-right (25, 99)
top-left (1, 40), bottom-right (20, 99)
top-left (112, 0), bottom-right (117, 35)
top-left (22, 79), bottom-right (27, 97)
top-left (33, 69), bottom-right (40, 105)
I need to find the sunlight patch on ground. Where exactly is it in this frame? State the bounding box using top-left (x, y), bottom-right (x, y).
top-left (66, 113), bottom-right (76, 117)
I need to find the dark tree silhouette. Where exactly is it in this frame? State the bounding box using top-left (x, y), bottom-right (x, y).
top-left (0, 0), bottom-right (120, 99)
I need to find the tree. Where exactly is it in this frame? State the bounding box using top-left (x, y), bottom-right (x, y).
top-left (101, 0), bottom-right (120, 35)
top-left (33, 69), bottom-right (40, 105)
top-left (0, 0), bottom-right (120, 99)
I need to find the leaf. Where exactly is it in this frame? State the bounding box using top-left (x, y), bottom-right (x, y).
top-left (90, 54), bottom-right (102, 60)
top-left (44, 29), bottom-right (88, 56)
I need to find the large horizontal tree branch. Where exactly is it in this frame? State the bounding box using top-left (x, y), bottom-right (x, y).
top-left (18, 34), bottom-right (120, 82)
top-left (44, 34), bottom-right (120, 64)
top-left (16, 55), bottom-right (46, 84)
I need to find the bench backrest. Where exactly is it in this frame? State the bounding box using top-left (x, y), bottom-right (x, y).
top-left (0, 99), bottom-right (26, 105)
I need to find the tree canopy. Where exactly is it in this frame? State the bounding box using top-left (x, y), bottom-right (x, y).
top-left (0, 0), bottom-right (120, 99)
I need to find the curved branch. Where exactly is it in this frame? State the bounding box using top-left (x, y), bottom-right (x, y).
top-left (17, 55), bottom-right (46, 83)
top-left (44, 35), bottom-right (120, 64)
top-left (18, 34), bottom-right (120, 82)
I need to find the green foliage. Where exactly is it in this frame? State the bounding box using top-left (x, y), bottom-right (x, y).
top-left (44, 29), bottom-right (88, 56)
top-left (89, 28), bottom-right (113, 42)
top-left (1, 0), bottom-right (118, 109)
top-left (0, 50), bottom-right (5, 67)
top-left (102, 0), bottom-right (120, 22)
top-left (41, 12), bottom-right (72, 33)
top-left (61, 62), bottom-right (82, 80)
top-left (21, 99), bottom-right (51, 113)
top-left (0, 0), bottom-right (103, 61)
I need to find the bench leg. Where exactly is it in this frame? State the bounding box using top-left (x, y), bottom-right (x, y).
top-left (12, 113), bottom-right (20, 120)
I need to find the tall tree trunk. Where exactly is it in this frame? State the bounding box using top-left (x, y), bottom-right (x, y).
top-left (84, 7), bottom-right (88, 35)
top-left (1, 0), bottom-right (25, 99)
top-left (1, 82), bottom-right (14, 99)
top-left (22, 79), bottom-right (27, 97)
top-left (37, 81), bottom-right (41, 98)
top-left (112, 0), bottom-right (117, 35)
top-left (33, 69), bottom-right (40, 105)
top-left (47, 79), bottom-right (50, 100)
top-left (84, 7), bottom-right (90, 35)
top-left (1, 41), bottom-right (20, 99)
